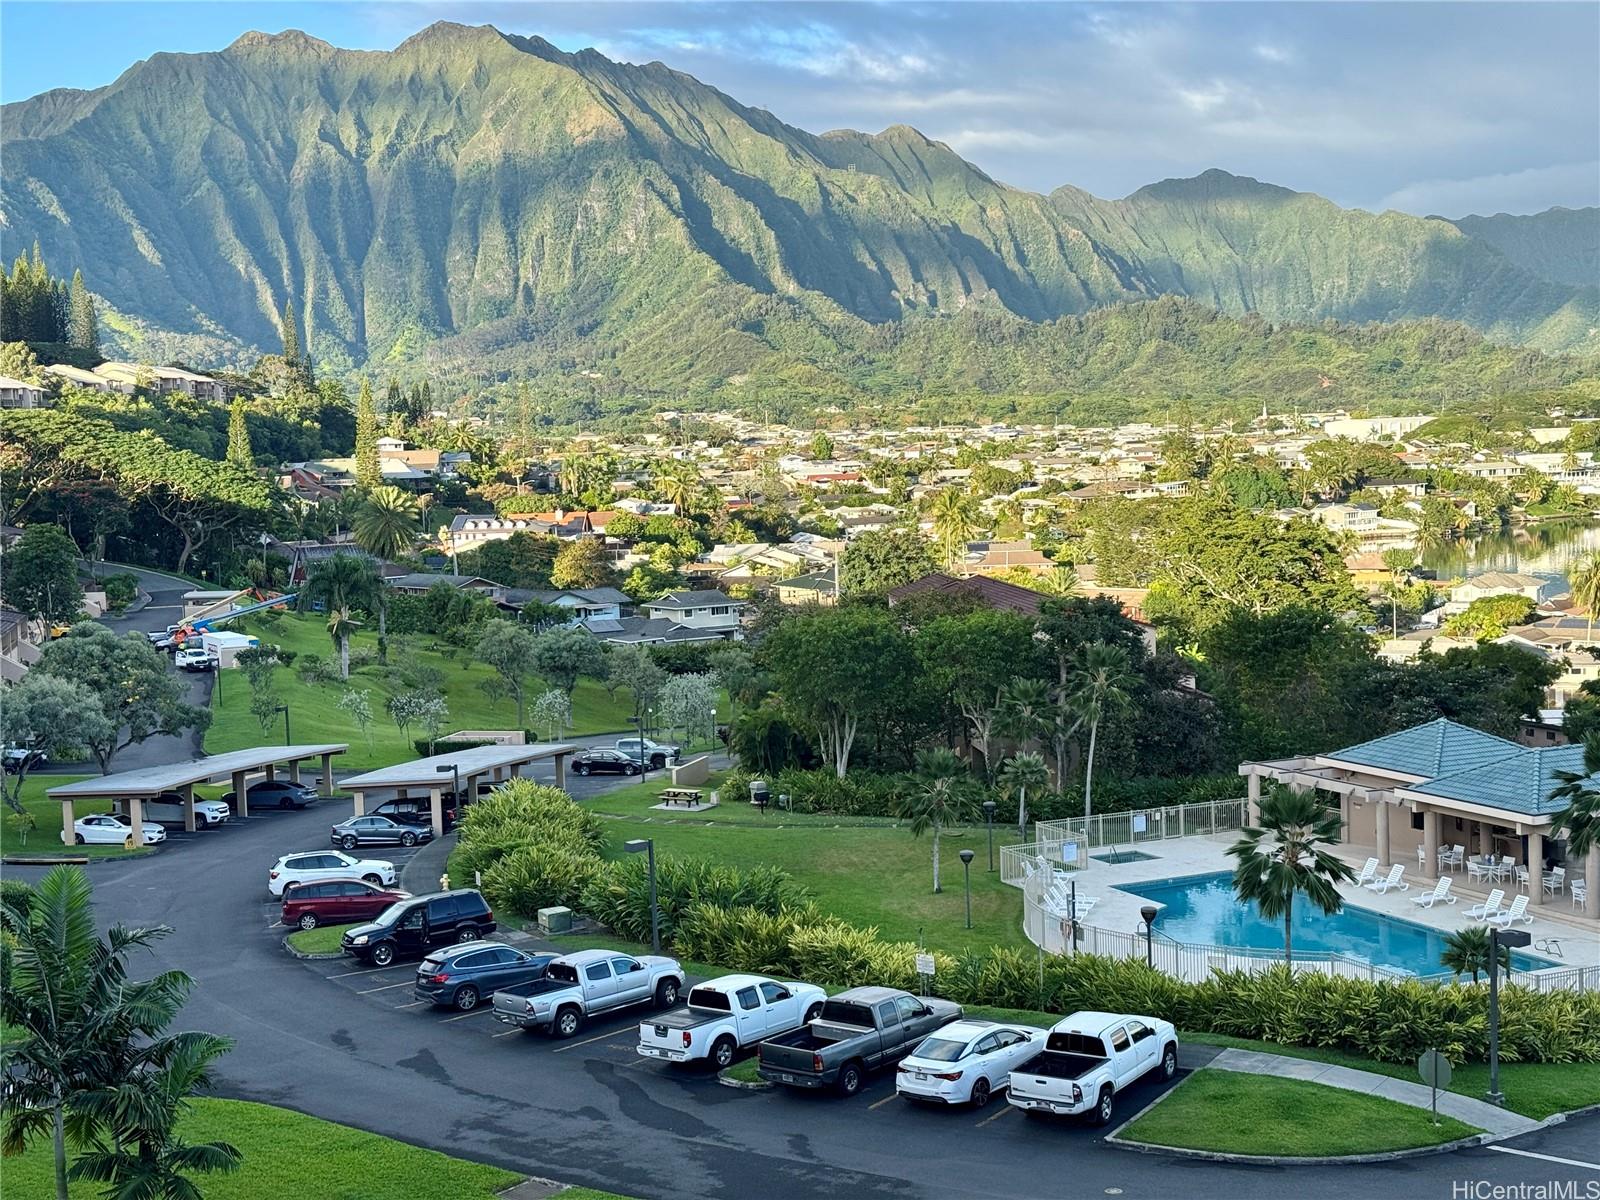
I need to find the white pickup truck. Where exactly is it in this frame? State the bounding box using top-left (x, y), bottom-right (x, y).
top-left (637, 973), bottom-right (827, 1068)
top-left (1006, 1010), bottom-right (1178, 1126)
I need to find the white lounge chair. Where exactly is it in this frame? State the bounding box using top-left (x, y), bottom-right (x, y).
top-left (1543, 867), bottom-right (1567, 896)
top-left (1354, 857), bottom-right (1380, 886)
top-left (1486, 894), bottom-right (1531, 928)
top-left (1465, 889), bottom-right (1505, 922)
top-left (1364, 864), bottom-right (1407, 894)
top-left (1410, 877), bottom-right (1455, 908)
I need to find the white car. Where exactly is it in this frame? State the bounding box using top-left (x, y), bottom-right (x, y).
top-left (174, 647), bottom-right (213, 671)
top-left (896, 1019), bottom-right (1045, 1108)
top-left (74, 813), bottom-right (167, 846)
top-left (637, 973), bottom-right (827, 1067)
top-left (268, 850), bottom-right (398, 898)
top-left (129, 792), bottom-right (232, 829)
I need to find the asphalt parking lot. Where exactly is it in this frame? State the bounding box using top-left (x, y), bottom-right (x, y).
top-left (11, 788), bottom-right (1597, 1200)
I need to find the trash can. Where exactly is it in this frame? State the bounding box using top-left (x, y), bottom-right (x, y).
top-left (749, 779), bottom-right (770, 813)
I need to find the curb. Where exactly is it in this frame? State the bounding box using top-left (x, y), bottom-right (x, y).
top-left (281, 933), bottom-right (344, 961)
top-left (717, 1069), bottom-right (773, 1091)
top-left (3, 848), bottom-right (160, 866)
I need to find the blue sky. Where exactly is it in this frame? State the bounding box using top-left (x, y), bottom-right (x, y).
top-left (3, 1), bottom-right (1595, 216)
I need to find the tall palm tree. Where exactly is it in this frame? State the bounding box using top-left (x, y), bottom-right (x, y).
top-left (299, 553), bottom-right (380, 679)
top-left (1038, 564), bottom-right (1080, 598)
top-left (1227, 784), bottom-right (1355, 964)
top-left (1067, 641), bottom-right (1137, 820)
top-left (1380, 547), bottom-right (1416, 636)
top-left (929, 488), bottom-right (981, 569)
top-left (1570, 550), bottom-right (1600, 644)
top-left (898, 747), bottom-right (980, 893)
top-left (353, 485), bottom-right (420, 561)
top-left (1440, 925), bottom-right (1509, 983)
top-left (656, 467), bottom-right (696, 514)
top-left (999, 752), bottom-right (1050, 839)
top-left (1548, 733), bottom-right (1600, 861)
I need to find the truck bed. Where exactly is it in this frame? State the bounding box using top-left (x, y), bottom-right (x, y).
top-left (646, 1007), bottom-right (723, 1033)
top-left (1014, 1050), bottom-right (1105, 1081)
top-left (493, 977), bottom-right (571, 1003)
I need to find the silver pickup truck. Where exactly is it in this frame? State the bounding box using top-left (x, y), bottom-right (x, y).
top-left (490, 948), bottom-right (684, 1038)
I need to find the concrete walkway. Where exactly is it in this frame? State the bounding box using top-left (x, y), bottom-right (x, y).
top-left (1207, 1047), bottom-right (1540, 1136)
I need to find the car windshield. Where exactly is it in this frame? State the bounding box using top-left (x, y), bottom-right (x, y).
top-left (911, 1037), bottom-right (968, 1063)
top-left (374, 901), bottom-right (409, 924)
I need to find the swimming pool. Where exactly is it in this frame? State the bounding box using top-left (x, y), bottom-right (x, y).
top-left (1118, 872), bottom-right (1557, 977)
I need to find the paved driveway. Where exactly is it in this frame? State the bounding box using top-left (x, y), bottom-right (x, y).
top-left (8, 797), bottom-right (1595, 1200)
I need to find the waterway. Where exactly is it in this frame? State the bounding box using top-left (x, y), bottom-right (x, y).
top-left (1419, 519), bottom-right (1600, 586)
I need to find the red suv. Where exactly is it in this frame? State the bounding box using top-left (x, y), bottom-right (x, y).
top-left (282, 879), bottom-right (408, 930)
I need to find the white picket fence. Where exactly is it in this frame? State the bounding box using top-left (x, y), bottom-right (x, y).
top-left (1034, 798), bottom-right (1248, 856)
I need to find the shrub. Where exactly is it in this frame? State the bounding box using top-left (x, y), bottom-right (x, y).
top-left (648, 643), bottom-right (717, 675)
top-left (296, 655), bottom-right (338, 684)
top-left (412, 737), bottom-right (497, 758)
top-left (579, 856), bottom-right (804, 945)
top-left (100, 572), bottom-right (138, 611)
top-left (347, 647), bottom-right (379, 670)
top-left (482, 842), bottom-right (603, 916)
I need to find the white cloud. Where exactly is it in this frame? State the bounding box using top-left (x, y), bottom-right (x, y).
top-left (1374, 161), bottom-right (1600, 218)
top-left (1253, 43), bottom-right (1293, 64)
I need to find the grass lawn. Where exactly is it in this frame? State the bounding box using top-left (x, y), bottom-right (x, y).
top-left (0, 1097), bottom-right (520, 1199)
top-left (579, 775), bottom-right (1028, 957)
top-left (1184, 1032), bottom-right (1600, 1121)
top-left (1, 775), bottom-right (150, 858)
top-left (205, 613), bottom-right (722, 771)
top-left (1119, 1070), bottom-right (1479, 1157)
top-left (286, 922), bottom-right (359, 955)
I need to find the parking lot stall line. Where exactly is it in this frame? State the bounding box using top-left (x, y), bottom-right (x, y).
top-left (975, 1105), bottom-right (1014, 1128)
top-left (552, 1027), bottom-right (653, 1053)
top-left (355, 979), bottom-right (417, 995)
top-left (868, 1095), bottom-right (897, 1111)
top-left (437, 1007), bottom-right (495, 1023)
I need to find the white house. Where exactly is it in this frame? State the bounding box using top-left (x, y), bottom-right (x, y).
top-left (642, 590), bottom-right (743, 635)
top-left (0, 375), bottom-right (45, 409)
top-left (1444, 571), bottom-right (1562, 614)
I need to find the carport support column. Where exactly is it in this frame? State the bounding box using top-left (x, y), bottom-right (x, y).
top-left (287, 759), bottom-right (301, 785)
top-left (1375, 799), bottom-right (1392, 870)
top-left (181, 782), bottom-right (196, 834)
top-left (232, 771), bottom-right (249, 818)
top-left (554, 753), bottom-right (567, 791)
top-left (59, 798), bottom-right (74, 845)
top-left (1246, 772), bottom-right (1260, 826)
top-left (320, 753), bottom-right (333, 795)
top-left (1527, 831), bottom-right (1544, 907)
top-left (429, 786), bottom-right (444, 840)
top-left (351, 790), bottom-right (366, 817)
top-left (262, 762), bottom-right (275, 784)
top-left (128, 795), bottom-right (146, 848)
top-left (1587, 846), bottom-right (1600, 920)
top-left (1422, 809), bottom-right (1439, 882)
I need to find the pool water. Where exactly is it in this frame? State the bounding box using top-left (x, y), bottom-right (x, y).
top-left (1119, 872), bottom-right (1556, 977)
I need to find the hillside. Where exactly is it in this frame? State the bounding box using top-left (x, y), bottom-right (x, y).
top-left (1446, 208), bottom-right (1600, 290)
top-left (2, 21), bottom-right (1596, 390)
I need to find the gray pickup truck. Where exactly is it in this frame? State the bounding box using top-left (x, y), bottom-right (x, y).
top-left (757, 986), bottom-right (962, 1096)
top-left (490, 948), bottom-right (683, 1038)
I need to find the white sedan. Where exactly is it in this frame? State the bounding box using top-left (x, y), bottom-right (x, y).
top-left (896, 1019), bottom-right (1046, 1108)
top-left (74, 813), bottom-right (167, 846)
top-left (268, 850), bottom-right (398, 898)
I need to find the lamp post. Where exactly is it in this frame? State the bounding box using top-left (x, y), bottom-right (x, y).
top-left (960, 848), bottom-right (976, 930)
top-left (1140, 904), bottom-right (1159, 969)
top-left (628, 711), bottom-right (648, 782)
top-left (1486, 927), bottom-right (1531, 1106)
top-left (258, 531), bottom-right (271, 578)
top-left (435, 762), bottom-right (462, 810)
top-left (982, 800), bottom-right (997, 872)
top-left (625, 838), bottom-right (660, 955)
top-left (710, 706), bottom-right (717, 753)
top-left (274, 704), bottom-right (290, 745)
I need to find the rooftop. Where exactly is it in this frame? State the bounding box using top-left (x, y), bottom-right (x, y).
top-left (48, 745), bottom-right (349, 799)
top-left (1319, 717), bottom-right (1524, 780)
top-left (338, 743), bottom-right (578, 791)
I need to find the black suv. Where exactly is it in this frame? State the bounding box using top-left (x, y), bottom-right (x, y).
top-left (571, 748), bottom-right (641, 777)
top-left (340, 890), bottom-right (497, 967)
top-left (370, 796), bottom-right (457, 832)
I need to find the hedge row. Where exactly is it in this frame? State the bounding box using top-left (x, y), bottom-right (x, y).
top-left (673, 903), bottom-right (1600, 1067)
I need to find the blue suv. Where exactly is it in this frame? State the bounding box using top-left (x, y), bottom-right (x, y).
top-left (414, 942), bottom-right (556, 1011)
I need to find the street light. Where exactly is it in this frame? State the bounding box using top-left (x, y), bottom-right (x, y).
top-left (628, 712), bottom-right (648, 782)
top-left (625, 838), bottom-right (660, 955)
top-left (710, 706), bottom-right (717, 753)
top-left (435, 762), bottom-right (462, 813)
top-left (274, 704), bottom-right (290, 745)
top-left (959, 848), bottom-right (976, 930)
top-left (1140, 905), bottom-right (1159, 969)
top-left (1486, 927), bottom-right (1531, 1106)
top-left (982, 800), bottom-right (997, 872)
top-left (258, 532), bottom-right (271, 578)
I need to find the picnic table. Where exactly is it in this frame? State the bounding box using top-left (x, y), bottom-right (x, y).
top-left (660, 787), bottom-right (703, 807)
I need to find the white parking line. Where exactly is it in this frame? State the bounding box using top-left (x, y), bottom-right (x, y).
top-left (975, 1105), bottom-right (1014, 1128)
top-left (393, 1000), bottom-right (428, 1010)
top-left (490, 1028), bottom-right (524, 1039)
top-left (325, 966), bottom-right (403, 980)
top-left (355, 980), bottom-right (415, 995)
top-left (867, 1095), bottom-right (896, 1111)
top-left (1488, 1146), bottom-right (1600, 1171)
top-left (438, 1008), bottom-right (494, 1023)
top-left (552, 1029), bottom-right (635, 1053)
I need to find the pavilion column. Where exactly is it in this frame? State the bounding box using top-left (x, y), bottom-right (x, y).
top-left (232, 770), bottom-right (249, 818)
top-left (181, 782), bottom-right (196, 834)
top-left (554, 753), bottom-right (567, 791)
top-left (1586, 846), bottom-right (1600, 919)
top-left (262, 763), bottom-right (275, 784)
top-left (1527, 831), bottom-right (1544, 907)
top-left (60, 799), bottom-right (74, 845)
top-left (1246, 772), bottom-right (1261, 826)
top-left (429, 786), bottom-right (444, 840)
top-left (287, 759), bottom-right (301, 785)
top-left (128, 796), bottom-right (146, 848)
top-left (320, 753), bottom-right (334, 795)
top-left (1422, 809), bottom-right (1439, 882)
top-left (1375, 800), bottom-right (1392, 870)
top-left (1339, 792), bottom-right (1352, 842)
top-left (351, 790), bottom-right (366, 817)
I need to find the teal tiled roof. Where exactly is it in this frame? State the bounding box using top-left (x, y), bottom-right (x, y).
top-left (1323, 718), bottom-right (1524, 779)
top-left (1409, 744), bottom-right (1584, 816)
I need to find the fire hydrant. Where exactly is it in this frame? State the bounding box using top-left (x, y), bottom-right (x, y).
top-left (439, 871), bottom-right (450, 892)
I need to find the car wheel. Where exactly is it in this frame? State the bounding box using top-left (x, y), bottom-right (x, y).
top-left (654, 978), bottom-right (679, 1008)
top-left (340, 835), bottom-right (358, 850)
top-left (74, 833), bottom-right (85, 845)
top-left (575, 764), bottom-right (590, 776)
top-left (369, 942), bottom-right (395, 967)
top-left (554, 1007), bottom-right (582, 1038)
top-left (363, 873), bottom-right (383, 886)
top-left (711, 1036), bottom-right (736, 1070)
top-left (1093, 1086), bottom-right (1114, 1127)
top-left (625, 764), bottom-right (639, 776)
top-left (836, 1061), bottom-right (864, 1097)
top-left (454, 985), bottom-right (480, 1012)
top-left (298, 912), bottom-right (319, 930)
top-left (400, 831), bottom-right (417, 847)
top-left (279, 795), bottom-right (292, 809)
top-left (456, 925), bottom-right (479, 943)
top-left (1161, 1045), bottom-right (1177, 1080)
top-left (194, 814), bottom-right (208, 829)
top-left (971, 1078), bottom-right (992, 1108)
top-left (804, 1003), bottom-right (823, 1024)
top-left (651, 755), bottom-right (666, 769)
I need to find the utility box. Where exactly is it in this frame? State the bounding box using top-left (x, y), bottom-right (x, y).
top-left (200, 630), bottom-right (259, 669)
top-left (537, 906), bottom-right (573, 934)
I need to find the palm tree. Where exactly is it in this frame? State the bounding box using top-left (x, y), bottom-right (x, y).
top-left (1, 867), bottom-right (190, 1200)
top-left (1440, 925), bottom-right (1510, 983)
top-left (898, 747), bottom-right (980, 893)
top-left (1038, 564), bottom-right (1080, 598)
top-left (996, 677), bottom-right (1060, 779)
top-left (999, 752), bottom-right (1050, 840)
top-left (1067, 641), bottom-right (1136, 820)
top-left (1227, 784), bottom-right (1356, 964)
top-left (1548, 733), bottom-right (1600, 861)
top-left (656, 467), bottom-right (696, 513)
top-left (929, 488), bottom-right (980, 569)
top-left (1380, 547), bottom-right (1416, 636)
top-left (299, 553), bottom-right (380, 679)
top-left (1570, 550), bottom-right (1600, 644)
top-left (353, 485), bottom-right (420, 560)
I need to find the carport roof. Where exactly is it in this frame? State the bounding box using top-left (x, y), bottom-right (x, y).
top-left (337, 744), bottom-right (577, 791)
top-left (47, 745), bottom-right (350, 799)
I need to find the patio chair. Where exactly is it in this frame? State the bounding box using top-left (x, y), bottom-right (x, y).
top-left (1410, 877), bottom-right (1455, 908)
top-left (1364, 864), bottom-right (1407, 894)
top-left (1354, 857), bottom-right (1380, 886)
top-left (1467, 857), bottom-right (1496, 883)
top-left (1573, 880), bottom-right (1588, 909)
top-left (1417, 845), bottom-right (1427, 869)
top-left (1497, 856), bottom-right (1517, 882)
top-left (1543, 867), bottom-right (1567, 896)
top-left (1441, 845), bottom-right (1465, 871)
top-left (1515, 864), bottom-right (1530, 889)
top-left (1465, 889), bottom-right (1505, 921)
top-left (1486, 894), bottom-right (1531, 928)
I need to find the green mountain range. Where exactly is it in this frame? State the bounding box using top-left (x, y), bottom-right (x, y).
top-left (3, 21), bottom-right (1596, 401)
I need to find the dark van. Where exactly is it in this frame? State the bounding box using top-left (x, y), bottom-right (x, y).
top-left (340, 889), bottom-right (497, 967)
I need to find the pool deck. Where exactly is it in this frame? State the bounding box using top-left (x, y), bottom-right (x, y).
top-left (1065, 833), bottom-right (1600, 978)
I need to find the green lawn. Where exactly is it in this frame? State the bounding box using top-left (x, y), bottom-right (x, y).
top-left (286, 922), bottom-right (359, 955)
top-left (205, 613), bottom-right (720, 771)
top-left (0, 1097), bottom-right (520, 1199)
top-left (1119, 1070), bottom-right (1479, 1157)
top-left (579, 775), bottom-right (1028, 957)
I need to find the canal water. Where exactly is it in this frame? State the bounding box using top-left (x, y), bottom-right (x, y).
top-left (1419, 520), bottom-right (1600, 586)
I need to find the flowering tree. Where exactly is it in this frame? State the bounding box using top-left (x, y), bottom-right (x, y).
top-left (337, 689), bottom-right (375, 751)
top-left (658, 671), bottom-right (719, 749)
top-left (530, 688), bottom-right (572, 741)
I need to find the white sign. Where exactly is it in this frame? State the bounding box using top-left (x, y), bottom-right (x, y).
top-left (915, 953), bottom-right (936, 977)
top-left (1061, 842), bottom-right (1079, 865)
top-left (1132, 814), bottom-right (1148, 834)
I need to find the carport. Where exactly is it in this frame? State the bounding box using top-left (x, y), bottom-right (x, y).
top-left (47, 743), bottom-right (349, 847)
top-left (338, 743), bottom-right (578, 839)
